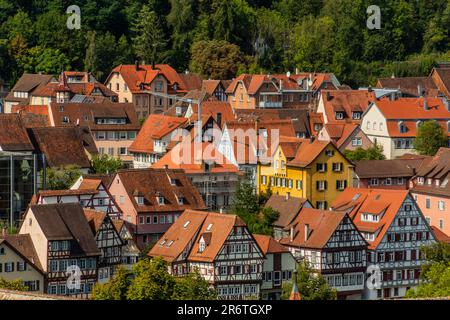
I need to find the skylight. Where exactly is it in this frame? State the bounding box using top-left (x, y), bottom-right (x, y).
top-left (352, 194), bottom-right (361, 201)
top-left (206, 223), bottom-right (213, 231)
top-left (166, 240), bottom-right (174, 247)
top-left (183, 221), bottom-right (190, 228)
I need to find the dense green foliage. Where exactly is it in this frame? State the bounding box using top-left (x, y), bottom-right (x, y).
top-left (0, 278), bottom-right (28, 291)
top-left (1, 1), bottom-right (450, 86)
top-left (405, 242), bottom-right (450, 298)
top-left (92, 258), bottom-right (217, 300)
top-left (343, 144), bottom-right (386, 161)
top-left (413, 121), bottom-right (448, 156)
top-left (91, 154), bottom-right (123, 174)
top-left (281, 261), bottom-right (337, 300)
top-left (231, 179), bottom-right (278, 236)
top-left (43, 165), bottom-right (82, 190)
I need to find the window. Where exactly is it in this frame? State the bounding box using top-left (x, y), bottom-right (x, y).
top-left (438, 201), bottom-right (445, 211)
top-left (119, 147), bottom-right (127, 155)
top-left (440, 220), bottom-right (444, 229)
top-left (332, 162), bottom-right (343, 172)
top-left (317, 163), bottom-right (327, 172)
top-left (296, 180), bottom-right (303, 190)
top-left (316, 201), bottom-right (328, 210)
top-left (352, 112), bottom-right (361, 120)
top-left (352, 138), bottom-right (362, 146)
top-left (336, 180), bottom-right (347, 190)
top-left (335, 112), bottom-right (344, 120)
top-left (370, 178), bottom-right (379, 186)
top-left (316, 181), bottom-right (327, 191)
top-left (158, 196), bottom-right (165, 205)
top-left (426, 198), bottom-right (431, 209)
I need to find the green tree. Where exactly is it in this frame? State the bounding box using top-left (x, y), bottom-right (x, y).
top-left (92, 267), bottom-right (131, 300)
top-left (231, 179), bottom-right (278, 236)
top-left (126, 257), bottom-right (175, 300)
top-left (132, 5), bottom-right (167, 65)
top-left (344, 144), bottom-right (386, 161)
top-left (281, 261), bottom-right (337, 300)
top-left (43, 165), bottom-right (82, 190)
top-left (172, 269), bottom-right (217, 300)
top-left (91, 154), bottom-right (123, 175)
top-left (19, 46), bottom-right (70, 74)
top-left (0, 278), bottom-right (28, 291)
top-left (190, 39), bottom-right (244, 79)
top-left (413, 120), bottom-right (448, 156)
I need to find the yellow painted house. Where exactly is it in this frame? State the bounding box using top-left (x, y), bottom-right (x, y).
top-left (257, 138), bottom-right (354, 210)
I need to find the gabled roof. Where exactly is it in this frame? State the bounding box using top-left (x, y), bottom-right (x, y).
top-left (265, 195), bottom-right (310, 229)
top-left (187, 101), bottom-right (235, 128)
top-left (49, 102), bottom-right (140, 131)
top-left (153, 141), bottom-right (239, 174)
top-left (27, 203), bottom-right (101, 256)
top-left (253, 234), bottom-right (290, 254)
top-left (5, 73), bottom-right (55, 103)
top-left (321, 90), bottom-right (376, 123)
top-left (150, 210), bottom-right (253, 263)
top-left (331, 188), bottom-right (410, 249)
top-left (431, 68), bottom-right (450, 98)
top-left (225, 74), bottom-right (280, 95)
top-left (178, 73), bottom-right (203, 91)
top-left (430, 226), bottom-right (450, 244)
top-left (28, 126), bottom-right (93, 168)
top-left (412, 147), bottom-right (450, 198)
top-left (279, 208), bottom-right (348, 249)
top-left (376, 77), bottom-right (439, 97)
top-left (128, 114), bottom-right (188, 154)
top-left (0, 114), bottom-right (34, 151)
top-left (373, 97), bottom-right (450, 119)
top-left (115, 169), bottom-right (206, 213)
top-left (287, 139), bottom-right (333, 167)
top-left (355, 158), bottom-right (427, 179)
top-left (322, 123), bottom-right (360, 148)
top-left (0, 234), bottom-right (44, 272)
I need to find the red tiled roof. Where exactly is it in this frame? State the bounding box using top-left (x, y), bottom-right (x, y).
top-left (377, 77), bottom-right (439, 97)
top-left (279, 208), bottom-right (348, 249)
top-left (0, 114), bottom-right (34, 151)
top-left (153, 141), bottom-right (239, 174)
top-left (430, 226), bottom-right (450, 244)
top-left (253, 234), bottom-right (290, 254)
top-left (374, 98), bottom-right (450, 119)
top-left (128, 114), bottom-right (187, 154)
top-left (321, 90), bottom-right (376, 123)
top-left (331, 188), bottom-right (410, 250)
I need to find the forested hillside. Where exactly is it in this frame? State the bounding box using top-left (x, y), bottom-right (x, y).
top-left (1, 0), bottom-right (450, 87)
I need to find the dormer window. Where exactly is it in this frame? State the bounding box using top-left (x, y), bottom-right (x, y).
top-left (62, 116), bottom-right (69, 124)
top-left (398, 121), bottom-right (407, 133)
top-left (178, 197), bottom-right (184, 205)
top-left (335, 112), bottom-right (344, 120)
top-left (135, 196), bottom-right (144, 205)
top-left (158, 196), bottom-right (165, 205)
top-left (352, 112), bottom-right (362, 120)
top-left (199, 239), bottom-right (206, 253)
top-left (59, 106), bottom-right (64, 112)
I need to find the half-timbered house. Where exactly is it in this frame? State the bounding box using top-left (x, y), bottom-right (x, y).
top-left (280, 208), bottom-right (368, 300)
top-left (19, 203), bottom-right (101, 298)
top-left (112, 220), bottom-right (140, 270)
top-left (84, 209), bottom-right (124, 283)
top-left (253, 234), bottom-right (296, 300)
top-left (33, 175), bottom-right (122, 219)
top-left (331, 188), bottom-right (436, 299)
top-left (149, 209), bottom-right (265, 300)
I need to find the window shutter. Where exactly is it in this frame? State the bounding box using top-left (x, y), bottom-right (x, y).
top-left (324, 181), bottom-right (328, 190)
top-left (344, 180), bottom-right (348, 188)
top-left (324, 163), bottom-right (328, 171)
top-left (316, 181), bottom-right (320, 189)
top-left (336, 181), bottom-right (339, 189)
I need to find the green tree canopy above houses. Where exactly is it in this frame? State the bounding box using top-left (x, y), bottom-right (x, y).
top-left (2, 1), bottom-right (450, 85)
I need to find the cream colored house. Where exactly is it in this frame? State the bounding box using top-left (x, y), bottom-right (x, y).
top-left (0, 235), bottom-right (45, 293)
top-left (361, 98), bottom-right (450, 159)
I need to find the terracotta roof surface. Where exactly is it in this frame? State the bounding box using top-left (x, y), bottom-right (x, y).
top-left (253, 234), bottom-right (289, 254)
top-left (83, 209), bottom-right (108, 234)
top-left (374, 98), bottom-right (450, 119)
top-left (150, 210), bottom-right (255, 263)
top-left (0, 234), bottom-right (44, 272)
top-left (279, 208), bottom-right (348, 249)
top-left (331, 188), bottom-right (410, 249)
top-left (28, 203), bottom-right (101, 256)
top-left (115, 169), bottom-right (206, 213)
top-left (430, 226), bottom-right (450, 244)
top-left (0, 114), bottom-right (34, 151)
top-left (321, 90), bottom-right (376, 123)
top-left (153, 141), bottom-right (239, 174)
top-left (28, 126), bottom-right (93, 168)
top-left (6, 73), bottom-right (55, 103)
top-left (377, 77), bottom-right (439, 97)
top-left (355, 158), bottom-right (427, 178)
top-left (288, 139), bottom-right (332, 167)
top-left (129, 114), bottom-right (187, 153)
top-left (265, 195), bottom-right (310, 229)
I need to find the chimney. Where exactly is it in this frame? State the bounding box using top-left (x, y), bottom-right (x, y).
top-left (290, 225), bottom-right (294, 242)
top-left (304, 224), bottom-right (310, 242)
top-left (295, 67), bottom-right (299, 75)
top-left (135, 60), bottom-right (140, 71)
top-left (418, 84), bottom-right (423, 97)
top-left (424, 99), bottom-right (429, 111)
top-left (2, 227), bottom-right (7, 237)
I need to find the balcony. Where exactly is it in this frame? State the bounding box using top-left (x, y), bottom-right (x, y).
top-left (259, 101), bottom-right (282, 108)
